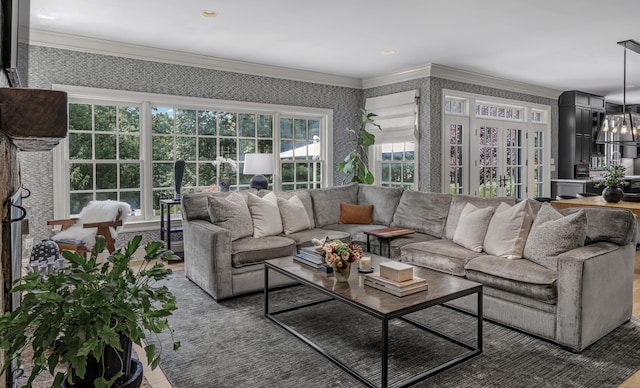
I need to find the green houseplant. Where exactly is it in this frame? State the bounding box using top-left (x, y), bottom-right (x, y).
top-left (595, 164), bottom-right (628, 203)
top-left (0, 235), bottom-right (181, 388)
top-left (338, 109), bottom-right (382, 184)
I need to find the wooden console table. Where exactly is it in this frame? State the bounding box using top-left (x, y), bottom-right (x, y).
top-left (551, 196), bottom-right (640, 218)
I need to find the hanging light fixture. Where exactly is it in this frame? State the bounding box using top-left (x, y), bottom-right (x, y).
top-left (596, 39), bottom-right (640, 145)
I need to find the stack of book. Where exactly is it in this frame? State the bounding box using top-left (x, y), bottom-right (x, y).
top-left (294, 246), bottom-right (324, 268)
top-left (364, 272), bottom-right (428, 297)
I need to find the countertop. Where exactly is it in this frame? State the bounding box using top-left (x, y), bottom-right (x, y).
top-left (552, 175), bottom-right (640, 184)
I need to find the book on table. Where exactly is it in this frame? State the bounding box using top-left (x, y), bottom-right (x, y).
top-left (364, 279), bottom-right (427, 297)
top-left (297, 247), bottom-right (324, 264)
top-left (364, 272), bottom-right (427, 291)
top-left (294, 254), bottom-right (323, 268)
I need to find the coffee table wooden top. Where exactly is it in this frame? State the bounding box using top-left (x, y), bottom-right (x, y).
top-left (265, 255), bottom-right (481, 316)
top-left (363, 227), bottom-right (415, 238)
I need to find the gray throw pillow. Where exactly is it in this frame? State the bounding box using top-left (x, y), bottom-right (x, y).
top-left (207, 192), bottom-right (253, 241)
top-left (523, 204), bottom-right (587, 270)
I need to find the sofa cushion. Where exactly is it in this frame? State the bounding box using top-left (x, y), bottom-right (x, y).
top-left (483, 200), bottom-right (534, 259)
top-left (310, 183), bottom-right (359, 227)
top-left (465, 256), bottom-right (558, 304)
top-left (562, 207), bottom-right (636, 246)
top-left (391, 191), bottom-right (452, 237)
top-left (357, 185), bottom-right (404, 225)
top-left (323, 223), bottom-right (388, 247)
top-left (401, 239), bottom-right (486, 276)
top-left (453, 203), bottom-right (494, 252)
top-left (445, 195), bottom-right (516, 240)
top-left (247, 192), bottom-right (283, 238)
top-left (278, 195), bottom-right (312, 235)
top-left (207, 192), bottom-right (253, 241)
top-left (275, 189), bottom-right (316, 229)
top-left (231, 235), bottom-right (297, 267)
top-left (339, 203), bottom-right (374, 224)
top-left (523, 204), bottom-right (587, 270)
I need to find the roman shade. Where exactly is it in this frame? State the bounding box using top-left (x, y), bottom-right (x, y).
top-left (365, 90), bottom-right (419, 144)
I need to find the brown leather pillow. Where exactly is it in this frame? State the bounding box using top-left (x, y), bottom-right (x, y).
top-left (339, 203), bottom-right (374, 224)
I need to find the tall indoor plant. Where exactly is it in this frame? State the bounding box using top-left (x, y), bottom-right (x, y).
top-left (338, 109), bottom-right (382, 184)
top-left (0, 235), bottom-right (181, 388)
top-left (595, 164), bottom-right (628, 203)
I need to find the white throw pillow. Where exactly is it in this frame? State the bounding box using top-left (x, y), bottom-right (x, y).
top-left (483, 200), bottom-right (534, 259)
top-left (452, 203), bottom-right (495, 252)
top-left (277, 195), bottom-right (311, 235)
top-left (247, 192), bottom-right (284, 238)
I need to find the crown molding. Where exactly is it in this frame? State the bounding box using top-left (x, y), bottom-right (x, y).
top-left (29, 29), bottom-right (363, 89)
top-left (30, 29), bottom-right (562, 99)
top-left (363, 63), bottom-right (562, 100)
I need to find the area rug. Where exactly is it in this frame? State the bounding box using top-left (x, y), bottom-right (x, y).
top-left (147, 271), bottom-right (640, 387)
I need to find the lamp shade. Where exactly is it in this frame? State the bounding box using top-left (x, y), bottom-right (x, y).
top-left (243, 153), bottom-right (274, 175)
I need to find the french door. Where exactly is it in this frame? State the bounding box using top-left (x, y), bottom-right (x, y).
top-left (475, 119), bottom-right (526, 198)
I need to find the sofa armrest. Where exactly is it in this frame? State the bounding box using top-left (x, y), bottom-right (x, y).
top-left (556, 241), bottom-right (635, 352)
top-left (183, 219), bottom-right (233, 300)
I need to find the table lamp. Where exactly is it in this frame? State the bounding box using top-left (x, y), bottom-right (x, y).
top-left (243, 153), bottom-right (274, 190)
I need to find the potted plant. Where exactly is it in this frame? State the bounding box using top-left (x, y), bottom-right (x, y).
top-left (338, 109), bottom-right (382, 184)
top-left (595, 164), bottom-right (628, 203)
top-left (0, 235), bottom-right (181, 388)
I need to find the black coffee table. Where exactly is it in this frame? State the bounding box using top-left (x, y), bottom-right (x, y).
top-left (264, 255), bottom-right (483, 388)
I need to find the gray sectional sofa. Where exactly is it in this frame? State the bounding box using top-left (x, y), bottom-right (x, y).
top-left (181, 183), bottom-right (637, 352)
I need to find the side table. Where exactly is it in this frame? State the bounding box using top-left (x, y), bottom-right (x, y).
top-left (160, 199), bottom-right (183, 255)
top-left (364, 227), bottom-right (415, 258)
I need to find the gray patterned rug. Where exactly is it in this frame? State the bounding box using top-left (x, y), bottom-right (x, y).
top-left (147, 271), bottom-right (640, 387)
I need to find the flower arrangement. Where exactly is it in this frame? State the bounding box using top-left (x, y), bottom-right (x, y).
top-left (322, 240), bottom-right (363, 268)
top-left (212, 155), bottom-right (237, 177)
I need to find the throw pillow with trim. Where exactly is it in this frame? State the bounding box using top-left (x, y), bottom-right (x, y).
top-left (523, 204), bottom-right (587, 270)
top-left (339, 203), bottom-right (374, 224)
top-left (247, 191), bottom-right (284, 238)
top-left (207, 192), bottom-right (253, 241)
top-left (278, 195), bottom-right (312, 235)
top-left (483, 199), bottom-right (534, 259)
top-left (452, 202), bottom-right (495, 252)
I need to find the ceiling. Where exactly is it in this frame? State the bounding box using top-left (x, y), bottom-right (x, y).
top-left (29, 0), bottom-right (640, 103)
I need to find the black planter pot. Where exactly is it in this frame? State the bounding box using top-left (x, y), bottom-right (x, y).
top-left (602, 186), bottom-right (624, 203)
top-left (62, 335), bottom-right (143, 388)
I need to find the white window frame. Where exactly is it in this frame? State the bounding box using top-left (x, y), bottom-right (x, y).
top-left (52, 85), bottom-right (333, 232)
top-left (441, 89), bottom-right (551, 198)
top-left (371, 142), bottom-right (418, 190)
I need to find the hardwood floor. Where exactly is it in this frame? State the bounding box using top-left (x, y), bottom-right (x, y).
top-left (145, 257), bottom-right (640, 388)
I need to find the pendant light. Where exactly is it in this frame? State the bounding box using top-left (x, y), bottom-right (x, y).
top-left (597, 40), bottom-right (640, 144)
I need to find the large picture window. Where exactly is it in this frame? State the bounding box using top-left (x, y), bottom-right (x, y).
top-left (53, 86), bottom-right (332, 229)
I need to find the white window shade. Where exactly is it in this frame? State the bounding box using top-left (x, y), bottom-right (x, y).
top-left (365, 90), bottom-right (418, 144)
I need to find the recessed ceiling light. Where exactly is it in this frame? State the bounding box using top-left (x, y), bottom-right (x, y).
top-left (382, 50), bottom-right (396, 56)
top-left (201, 10), bottom-right (218, 18)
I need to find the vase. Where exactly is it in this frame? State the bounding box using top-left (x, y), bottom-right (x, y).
top-left (602, 186), bottom-right (624, 203)
top-left (333, 262), bottom-right (351, 282)
top-left (218, 178), bottom-right (231, 192)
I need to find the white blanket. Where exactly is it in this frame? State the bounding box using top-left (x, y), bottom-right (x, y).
top-left (52, 200), bottom-right (131, 249)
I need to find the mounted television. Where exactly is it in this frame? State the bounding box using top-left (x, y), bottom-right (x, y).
top-left (1, 0), bottom-right (30, 87)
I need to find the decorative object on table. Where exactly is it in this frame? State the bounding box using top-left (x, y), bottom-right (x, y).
top-left (212, 154), bottom-right (237, 192)
top-left (174, 160), bottom-right (185, 200)
top-left (358, 256), bottom-right (373, 273)
top-left (338, 109), bottom-right (382, 184)
top-left (321, 240), bottom-right (363, 282)
top-left (379, 261), bottom-right (414, 282)
top-left (595, 164), bottom-right (628, 203)
top-left (0, 235), bottom-right (181, 388)
top-left (243, 153), bottom-right (274, 190)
